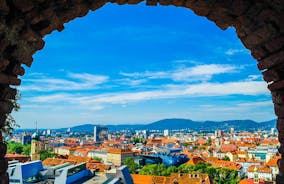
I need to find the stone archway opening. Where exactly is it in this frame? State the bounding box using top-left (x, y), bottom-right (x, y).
top-left (0, 0), bottom-right (283, 183)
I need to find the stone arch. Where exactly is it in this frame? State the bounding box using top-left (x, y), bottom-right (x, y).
top-left (0, 0), bottom-right (283, 183)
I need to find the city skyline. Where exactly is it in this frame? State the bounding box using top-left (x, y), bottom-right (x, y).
top-left (13, 3), bottom-right (275, 128)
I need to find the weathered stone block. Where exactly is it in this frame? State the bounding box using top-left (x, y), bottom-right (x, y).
top-left (146, 0), bottom-right (158, 6)
top-left (12, 64), bottom-right (25, 76)
top-left (268, 80), bottom-right (284, 92)
top-left (258, 49), bottom-right (284, 70)
top-left (0, 114), bottom-right (6, 129)
top-left (0, 59), bottom-right (9, 72)
top-left (272, 90), bottom-right (284, 104)
top-left (278, 158), bottom-right (284, 173)
top-left (230, 0), bottom-right (251, 16)
top-left (172, 0), bottom-right (184, 7)
top-left (250, 47), bottom-right (267, 60)
top-left (0, 87), bottom-right (17, 100)
top-left (262, 68), bottom-right (281, 82)
top-left (277, 119), bottom-right (284, 132)
top-left (158, 0), bottom-right (172, 6)
top-left (12, 0), bottom-right (34, 12)
top-left (0, 73), bottom-right (21, 85)
top-left (265, 35), bottom-right (284, 53)
top-left (0, 0), bottom-right (9, 15)
top-left (0, 173), bottom-right (9, 184)
top-left (0, 142), bottom-right (7, 158)
top-left (0, 39), bottom-right (9, 53)
top-left (0, 159), bottom-right (8, 175)
top-left (275, 103), bottom-right (284, 118)
top-left (21, 27), bottom-right (41, 42)
top-left (279, 144), bottom-right (284, 154)
top-left (0, 101), bottom-right (13, 114)
top-left (88, 0), bottom-right (106, 10)
top-left (243, 24), bottom-right (278, 48)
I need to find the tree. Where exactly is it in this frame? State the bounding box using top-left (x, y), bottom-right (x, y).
top-left (22, 144), bottom-right (31, 155)
top-left (123, 157), bottom-right (139, 174)
top-left (222, 156), bottom-right (230, 161)
top-left (93, 156), bottom-right (103, 162)
top-left (7, 141), bottom-right (23, 154)
top-left (39, 149), bottom-right (58, 160)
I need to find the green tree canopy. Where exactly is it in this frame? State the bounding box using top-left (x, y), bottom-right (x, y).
top-left (39, 149), bottom-right (58, 161)
top-left (123, 157), bottom-right (139, 174)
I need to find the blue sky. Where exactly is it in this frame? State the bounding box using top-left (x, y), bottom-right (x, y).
top-left (14, 3), bottom-right (275, 128)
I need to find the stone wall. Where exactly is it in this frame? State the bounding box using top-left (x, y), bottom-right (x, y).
top-left (0, 0), bottom-right (283, 183)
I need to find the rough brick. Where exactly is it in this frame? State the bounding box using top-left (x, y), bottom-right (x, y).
top-left (268, 80), bottom-right (284, 92)
top-left (275, 103), bottom-right (284, 118)
top-left (272, 90), bottom-right (284, 104)
top-left (262, 68), bottom-right (281, 82)
top-left (258, 49), bottom-right (284, 70)
top-left (12, 0), bottom-right (34, 12)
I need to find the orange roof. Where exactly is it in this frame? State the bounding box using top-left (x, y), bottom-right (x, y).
top-left (185, 156), bottom-right (206, 165)
top-left (131, 174), bottom-right (157, 184)
top-left (220, 144), bottom-right (237, 152)
top-left (42, 158), bottom-right (76, 166)
top-left (235, 150), bottom-right (247, 155)
top-left (196, 138), bottom-right (207, 145)
top-left (239, 179), bottom-right (254, 184)
top-left (236, 158), bottom-right (247, 163)
top-left (107, 148), bottom-right (133, 154)
top-left (267, 155), bottom-right (281, 167)
top-left (56, 146), bottom-right (77, 151)
top-left (5, 153), bottom-right (29, 158)
top-left (131, 173), bottom-right (210, 184)
top-left (206, 157), bottom-right (242, 171)
top-left (260, 139), bottom-right (279, 145)
top-left (247, 165), bottom-right (272, 173)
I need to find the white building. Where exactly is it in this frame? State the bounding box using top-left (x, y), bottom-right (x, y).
top-left (247, 165), bottom-right (273, 181)
top-left (87, 150), bottom-right (108, 163)
top-left (164, 129), bottom-right (169, 137)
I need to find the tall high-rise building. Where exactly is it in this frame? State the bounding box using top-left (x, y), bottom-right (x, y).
top-left (142, 130), bottom-right (149, 139)
top-left (230, 128), bottom-right (235, 135)
top-left (271, 128), bottom-right (275, 135)
top-left (164, 129), bottom-right (169, 137)
top-left (94, 126), bottom-right (108, 143)
top-left (46, 129), bottom-right (51, 136)
top-left (21, 133), bottom-right (31, 145)
top-left (217, 130), bottom-right (224, 137)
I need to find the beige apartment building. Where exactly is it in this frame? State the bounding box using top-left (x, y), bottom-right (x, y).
top-left (107, 148), bottom-right (134, 166)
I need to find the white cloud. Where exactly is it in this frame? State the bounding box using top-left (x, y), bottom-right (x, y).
top-left (171, 64), bottom-right (236, 81)
top-left (237, 101), bottom-right (273, 107)
top-left (115, 78), bottom-right (148, 86)
top-left (225, 49), bottom-right (248, 55)
top-left (246, 75), bottom-right (262, 81)
top-left (27, 80), bottom-right (269, 111)
top-left (120, 64), bottom-right (237, 82)
top-left (20, 72), bottom-right (108, 91)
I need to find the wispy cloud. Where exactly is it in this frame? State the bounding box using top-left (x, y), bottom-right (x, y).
top-left (246, 75), bottom-right (262, 81)
top-left (120, 64), bottom-right (237, 82)
top-left (27, 79), bottom-right (269, 111)
top-left (115, 78), bottom-right (148, 86)
top-left (237, 101), bottom-right (273, 107)
top-left (20, 72), bottom-right (109, 92)
top-left (225, 49), bottom-right (248, 55)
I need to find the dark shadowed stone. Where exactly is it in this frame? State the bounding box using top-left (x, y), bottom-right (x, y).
top-left (272, 90), bottom-right (284, 104)
top-left (12, 0), bottom-right (34, 12)
top-left (258, 50), bottom-right (284, 70)
top-left (275, 103), bottom-right (284, 118)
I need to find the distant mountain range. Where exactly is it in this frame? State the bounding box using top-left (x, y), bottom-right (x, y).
top-left (55, 118), bottom-right (277, 133)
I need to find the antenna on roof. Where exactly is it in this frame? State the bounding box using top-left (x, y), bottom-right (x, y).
top-left (35, 121), bottom-right (38, 132)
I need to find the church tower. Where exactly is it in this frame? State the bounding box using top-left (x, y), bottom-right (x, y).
top-left (30, 131), bottom-right (41, 161)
